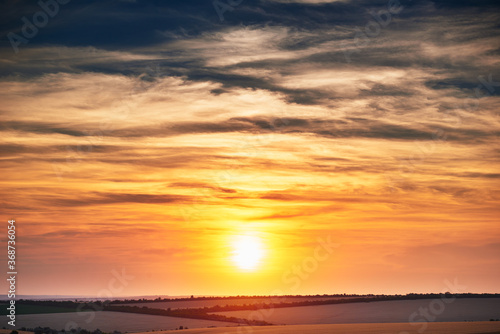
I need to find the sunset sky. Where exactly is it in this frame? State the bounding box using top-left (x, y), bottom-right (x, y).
top-left (1, 0), bottom-right (499, 297)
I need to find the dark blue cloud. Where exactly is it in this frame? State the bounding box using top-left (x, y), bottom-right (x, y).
top-left (1, 0), bottom-right (499, 105)
top-left (0, 0), bottom-right (417, 49)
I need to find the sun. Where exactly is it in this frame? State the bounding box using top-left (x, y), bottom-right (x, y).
top-left (231, 235), bottom-right (265, 271)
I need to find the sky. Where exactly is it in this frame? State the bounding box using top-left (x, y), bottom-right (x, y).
top-left (0, 0), bottom-right (499, 297)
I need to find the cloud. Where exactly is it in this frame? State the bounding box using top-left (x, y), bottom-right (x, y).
top-left (42, 192), bottom-right (192, 207)
top-left (0, 121), bottom-right (89, 137)
top-left (1, 0), bottom-right (499, 295)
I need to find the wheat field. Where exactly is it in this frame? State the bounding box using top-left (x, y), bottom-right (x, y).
top-left (133, 322), bottom-right (500, 334)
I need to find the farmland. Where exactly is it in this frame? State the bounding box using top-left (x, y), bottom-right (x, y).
top-left (211, 297), bottom-right (500, 325)
top-left (10, 311), bottom-right (236, 332)
top-left (2, 295), bottom-right (499, 332)
top-left (130, 322), bottom-right (500, 334)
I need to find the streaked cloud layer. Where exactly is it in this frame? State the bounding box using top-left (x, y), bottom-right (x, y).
top-left (0, 0), bottom-right (499, 296)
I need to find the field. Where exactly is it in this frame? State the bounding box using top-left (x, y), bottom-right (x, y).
top-left (212, 298), bottom-right (500, 325)
top-left (2, 311), bottom-right (236, 332)
top-left (3, 298), bottom-right (499, 332)
top-left (131, 322), bottom-right (500, 334)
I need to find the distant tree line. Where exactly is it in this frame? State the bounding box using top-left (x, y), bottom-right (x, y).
top-left (110, 294), bottom-right (350, 304)
top-left (143, 293), bottom-right (499, 313)
top-left (108, 292), bottom-right (500, 304)
top-left (102, 304), bottom-right (272, 326)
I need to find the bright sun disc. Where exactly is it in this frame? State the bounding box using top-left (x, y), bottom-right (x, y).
top-left (231, 235), bottom-right (264, 271)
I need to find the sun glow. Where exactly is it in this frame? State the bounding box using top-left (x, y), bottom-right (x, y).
top-left (231, 235), bottom-right (265, 271)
